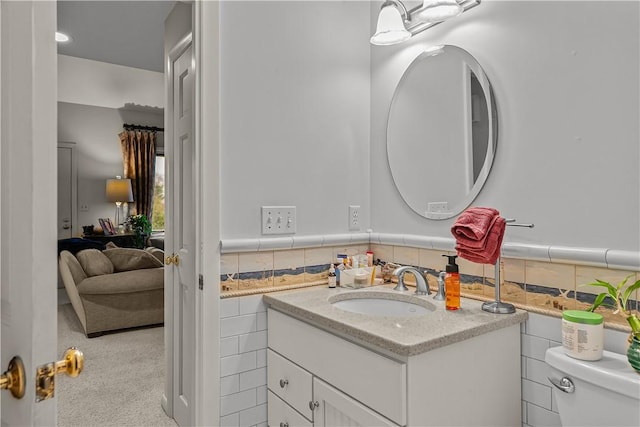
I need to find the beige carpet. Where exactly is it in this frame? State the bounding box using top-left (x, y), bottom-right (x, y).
top-left (57, 304), bottom-right (177, 427)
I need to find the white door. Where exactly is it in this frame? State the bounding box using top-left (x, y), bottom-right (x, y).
top-left (1, 1), bottom-right (69, 425)
top-left (312, 378), bottom-right (398, 427)
top-left (166, 41), bottom-right (196, 427)
top-left (57, 144), bottom-right (77, 239)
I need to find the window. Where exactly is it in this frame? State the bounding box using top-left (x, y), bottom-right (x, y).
top-left (152, 156), bottom-right (165, 231)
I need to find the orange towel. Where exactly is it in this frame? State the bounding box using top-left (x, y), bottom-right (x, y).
top-left (451, 207), bottom-right (505, 265)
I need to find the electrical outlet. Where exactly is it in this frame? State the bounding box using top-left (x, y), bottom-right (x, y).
top-left (349, 205), bottom-right (360, 231)
top-left (79, 204), bottom-right (89, 212)
top-left (262, 206), bottom-right (296, 235)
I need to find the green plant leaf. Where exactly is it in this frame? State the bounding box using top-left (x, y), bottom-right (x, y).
top-left (622, 279), bottom-right (640, 308)
top-left (615, 275), bottom-right (632, 292)
top-left (583, 280), bottom-right (617, 297)
top-left (588, 292), bottom-right (612, 312)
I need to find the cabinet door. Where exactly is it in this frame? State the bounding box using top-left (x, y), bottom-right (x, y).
top-left (268, 349), bottom-right (313, 419)
top-left (312, 378), bottom-right (399, 427)
top-left (268, 391), bottom-right (312, 427)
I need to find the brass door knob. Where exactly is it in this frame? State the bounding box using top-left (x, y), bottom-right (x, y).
top-left (36, 347), bottom-right (84, 402)
top-left (56, 347), bottom-right (83, 377)
top-left (0, 356), bottom-right (25, 399)
top-left (165, 254), bottom-right (180, 266)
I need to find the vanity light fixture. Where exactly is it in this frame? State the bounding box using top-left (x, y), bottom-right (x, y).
top-left (370, 0), bottom-right (480, 46)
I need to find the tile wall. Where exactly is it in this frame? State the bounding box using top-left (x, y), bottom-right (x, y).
top-left (219, 294), bottom-right (268, 427)
top-left (219, 243), bottom-right (638, 427)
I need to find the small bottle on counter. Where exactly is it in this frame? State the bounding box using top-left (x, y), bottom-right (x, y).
top-left (328, 264), bottom-right (337, 288)
top-left (366, 251), bottom-right (374, 267)
top-left (442, 255), bottom-right (460, 310)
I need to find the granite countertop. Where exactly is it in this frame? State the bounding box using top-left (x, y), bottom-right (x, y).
top-left (263, 284), bottom-right (528, 357)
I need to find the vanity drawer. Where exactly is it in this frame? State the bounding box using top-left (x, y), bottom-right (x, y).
top-left (268, 390), bottom-right (312, 427)
top-left (267, 349), bottom-right (313, 420)
top-left (268, 309), bottom-right (407, 426)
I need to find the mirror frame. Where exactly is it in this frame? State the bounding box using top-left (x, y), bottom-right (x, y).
top-left (386, 45), bottom-right (498, 220)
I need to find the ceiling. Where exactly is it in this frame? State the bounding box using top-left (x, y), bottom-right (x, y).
top-left (57, 1), bottom-right (176, 73)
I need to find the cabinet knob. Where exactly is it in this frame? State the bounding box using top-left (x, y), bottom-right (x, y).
top-left (309, 400), bottom-right (319, 411)
top-left (279, 423), bottom-right (289, 427)
top-left (279, 379), bottom-right (288, 388)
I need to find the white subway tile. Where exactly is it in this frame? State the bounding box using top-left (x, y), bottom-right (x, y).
top-left (221, 314), bottom-right (258, 338)
top-left (239, 294), bottom-right (266, 315)
top-left (256, 349), bottom-right (266, 368)
top-left (604, 328), bottom-right (632, 354)
top-left (239, 403), bottom-right (267, 427)
top-left (526, 313), bottom-right (562, 342)
top-left (257, 312), bottom-right (268, 331)
top-left (522, 334), bottom-right (551, 361)
top-left (239, 367), bottom-right (267, 391)
top-left (221, 352), bottom-right (257, 377)
top-left (239, 331), bottom-right (267, 354)
top-left (521, 356), bottom-right (527, 378)
top-left (220, 389), bottom-right (257, 417)
top-left (221, 298), bottom-right (240, 318)
top-left (526, 358), bottom-right (551, 386)
top-left (522, 400), bottom-right (527, 424)
top-left (221, 374), bottom-right (240, 396)
top-left (255, 423), bottom-right (268, 427)
top-left (522, 379), bottom-right (552, 410)
top-left (526, 403), bottom-right (561, 427)
top-left (220, 412), bottom-right (239, 427)
top-left (221, 336), bottom-right (239, 358)
top-left (256, 385), bottom-right (267, 405)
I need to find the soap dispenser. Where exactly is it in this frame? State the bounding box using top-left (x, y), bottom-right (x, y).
top-left (442, 255), bottom-right (460, 310)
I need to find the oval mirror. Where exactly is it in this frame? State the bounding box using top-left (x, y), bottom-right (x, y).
top-left (387, 45), bottom-right (497, 220)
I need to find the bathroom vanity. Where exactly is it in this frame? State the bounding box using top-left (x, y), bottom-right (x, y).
top-left (264, 285), bottom-right (527, 427)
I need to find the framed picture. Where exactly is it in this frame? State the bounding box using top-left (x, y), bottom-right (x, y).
top-left (98, 218), bottom-right (116, 235)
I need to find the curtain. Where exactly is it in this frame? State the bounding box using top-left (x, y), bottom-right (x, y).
top-left (119, 130), bottom-right (156, 222)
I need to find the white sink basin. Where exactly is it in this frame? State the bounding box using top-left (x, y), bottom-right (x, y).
top-left (329, 292), bottom-right (435, 317)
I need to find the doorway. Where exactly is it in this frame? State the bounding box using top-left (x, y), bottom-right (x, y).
top-left (55, 1), bottom-right (183, 425)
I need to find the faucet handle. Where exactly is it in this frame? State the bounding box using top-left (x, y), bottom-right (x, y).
top-left (434, 271), bottom-right (446, 301)
top-left (393, 270), bottom-right (409, 291)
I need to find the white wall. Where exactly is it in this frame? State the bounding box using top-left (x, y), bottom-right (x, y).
top-left (58, 55), bottom-right (164, 109)
top-left (57, 54), bottom-right (164, 235)
top-left (371, 1), bottom-right (640, 251)
top-left (58, 102), bottom-right (163, 231)
top-left (219, 1), bottom-right (371, 239)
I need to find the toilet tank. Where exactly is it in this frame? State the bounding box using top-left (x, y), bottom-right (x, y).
top-left (545, 346), bottom-right (640, 427)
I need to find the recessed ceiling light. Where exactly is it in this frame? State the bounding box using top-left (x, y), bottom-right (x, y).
top-left (55, 32), bottom-right (70, 43)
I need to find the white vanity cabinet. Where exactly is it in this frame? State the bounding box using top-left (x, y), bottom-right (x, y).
top-left (267, 309), bottom-right (404, 426)
top-left (267, 306), bottom-right (522, 427)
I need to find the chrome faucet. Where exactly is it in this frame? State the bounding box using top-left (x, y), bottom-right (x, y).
top-left (392, 266), bottom-right (431, 295)
top-left (434, 271), bottom-right (446, 301)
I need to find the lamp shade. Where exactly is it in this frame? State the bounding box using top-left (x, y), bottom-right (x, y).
top-left (106, 178), bottom-right (134, 203)
top-left (416, 0), bottom-right (462, 22)
top-left (370, 3), bottom-right (411, 46)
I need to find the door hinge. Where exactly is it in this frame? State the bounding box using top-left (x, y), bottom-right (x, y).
top-left (199, 274), bottom-right (204, 290)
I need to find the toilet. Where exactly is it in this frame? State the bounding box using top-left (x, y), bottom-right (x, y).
top-left (545, 346), bottom-right (640, 427)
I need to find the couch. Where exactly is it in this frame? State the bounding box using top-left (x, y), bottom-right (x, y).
top-left (59, 247), bottom-right (165, 337)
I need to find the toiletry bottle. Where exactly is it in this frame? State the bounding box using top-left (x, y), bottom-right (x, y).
top-left (328, 264), bottom-right (336, 288)
top-left (442, 255), bottom-right (460, 310)
top-left (366, 251), bottom-right (374, 267)
top-left (336, 255), bottom-right (346, 286)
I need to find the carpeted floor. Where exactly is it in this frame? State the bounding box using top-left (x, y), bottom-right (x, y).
top-left (57, 304), bottom-right (177, 427)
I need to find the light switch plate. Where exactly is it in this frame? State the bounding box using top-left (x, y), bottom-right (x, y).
top-left (262, 206), bottom-right (296, 235)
